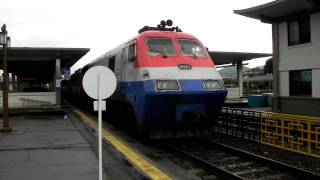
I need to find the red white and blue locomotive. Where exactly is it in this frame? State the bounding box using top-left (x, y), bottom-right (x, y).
top-left (69, 20), bottom-right (227, 138)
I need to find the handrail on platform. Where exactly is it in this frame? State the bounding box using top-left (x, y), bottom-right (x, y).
top-left (214, 107), bottom-right (320, 159)
top-left (261, 112), bottom-right (320, 159)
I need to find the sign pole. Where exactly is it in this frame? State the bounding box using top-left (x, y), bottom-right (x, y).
top-left (82, 66), bottom-right (116, 180)
top-left (98, 74), bottom-right (103, 180)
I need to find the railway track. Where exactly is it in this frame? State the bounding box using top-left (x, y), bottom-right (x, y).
top-left (67, 99), bottom-right (320, 179)
top-left (165, 139), bottom-right (320, 180)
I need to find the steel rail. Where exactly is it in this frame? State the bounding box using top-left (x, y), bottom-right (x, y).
top-left (165, 144), bottom-right (245, 180)
top-left (203, 139), bottom-right (320, 180)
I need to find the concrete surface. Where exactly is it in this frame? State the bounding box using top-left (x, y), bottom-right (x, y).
top-left (0, 114), bottom-right (100, 180)
top-left (0, 109), bottom-right (205, 180)
top-left (100, 121), bottom-right (202, 180)
top-left (0, 111), bottom-right (148, 180)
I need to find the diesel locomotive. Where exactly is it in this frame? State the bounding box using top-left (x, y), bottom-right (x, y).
top-left (68, 20), bottom-right (227, 138)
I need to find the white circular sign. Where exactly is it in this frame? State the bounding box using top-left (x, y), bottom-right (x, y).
top-left (82, 66), bottom-right (117, 100)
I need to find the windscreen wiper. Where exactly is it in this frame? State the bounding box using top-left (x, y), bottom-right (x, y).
top-left (181, 45), bottom-right (198, 58)
top-left (154, 50), bottom-right (168, 58)
top-left (187, 51), bottom-right (198, 58)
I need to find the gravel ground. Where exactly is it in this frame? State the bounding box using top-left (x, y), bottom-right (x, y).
top-left (155, 148), bottom-right (220, 179)
top-left (174, 140), bottom-right (294, 180)
top-left (208, 133), bottom-right (320, 174)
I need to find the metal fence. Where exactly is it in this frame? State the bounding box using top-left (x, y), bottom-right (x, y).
top-left (214, 107), bottom-right (262, 142)
top-left (261, 112), bottom-right (320, 159)
top-left (214, 108), bottom-right (320, 159)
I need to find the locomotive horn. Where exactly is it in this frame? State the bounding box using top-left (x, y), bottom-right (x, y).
top-left (160, 20), bottom-right (166, 28)
top-left (166, 19), bottom-right (173, 27)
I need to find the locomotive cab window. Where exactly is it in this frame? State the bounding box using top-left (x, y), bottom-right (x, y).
top-left (147, 38), bottom-right (176, 57)
top-left (108, 56), bottom-right (116, 72)
top-left (128, 43), bottom-right (136, 62)
top-left (178, 39), bottom-right (206, 58)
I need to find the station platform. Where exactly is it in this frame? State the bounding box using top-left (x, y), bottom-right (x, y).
top-left (224, 98), bottom-right (248, 107)
top-left (0, 111), bottom-right (141, 180)
top-left (224, 98), bottom-right (272, 112)
top-left (0, 107), bottom-right (201, 180)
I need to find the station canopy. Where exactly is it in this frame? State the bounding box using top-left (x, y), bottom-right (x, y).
top-left (234, 0), bottom-right (320, 23)
top-left (0, 47), bottom-right (89, 80)
top-left (208, 51), bottom-right (272, 65)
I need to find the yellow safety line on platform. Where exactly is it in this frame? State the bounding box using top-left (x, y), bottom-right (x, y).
top-left (72, 108), bottom-right (172, 180)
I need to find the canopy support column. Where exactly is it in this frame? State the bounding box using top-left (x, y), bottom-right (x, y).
top-left (237, 61), bottom-right (243, 97)
top-left (55, 58), bottom-right (61, 106)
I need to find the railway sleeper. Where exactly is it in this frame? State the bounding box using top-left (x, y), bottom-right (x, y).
top-left (255, 173), bottom-right (293, 180)
top-left (233, 167), bottom-right (269, 176)
top-left (149, 127), bottom-right (211, 139)
top-left (218, 156), bottom-right (239, 162)
top-left (221, 162), bottom-right (255, 171)
top-left (201, 174), bottom-right (218, 180)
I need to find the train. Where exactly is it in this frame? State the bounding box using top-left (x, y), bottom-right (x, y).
top-left (67, 20), bottom-right (228, 138)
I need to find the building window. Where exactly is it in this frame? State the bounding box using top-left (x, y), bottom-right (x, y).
top-left (289, 69), bottom-right (312, 96)
top-left (287, 16), bottom-right (310, 46)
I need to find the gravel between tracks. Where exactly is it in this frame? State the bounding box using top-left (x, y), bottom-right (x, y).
top-left (209, 133), bottom-right (320, 174)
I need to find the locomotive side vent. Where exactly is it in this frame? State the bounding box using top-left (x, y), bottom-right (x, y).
top-left (138, 19), bottom-right (182, 34)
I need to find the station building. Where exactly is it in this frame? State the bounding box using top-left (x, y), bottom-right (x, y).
top-left (0, 47), bottom-right (89, 111)
top-left (235, 0), bottom-right (320, 116)
top-left (209, 51), bottom-right (271, 99)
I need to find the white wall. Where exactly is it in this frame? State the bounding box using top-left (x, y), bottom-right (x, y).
top-left (226, 88), bottom-right (240, 99)
top-left (313, 69), bottom-right (320, 97)
top-left (278, 13), bottom-right (320, 71)
top-left (0, 92), bottom-right (56, 108)
top-left (278, 12), bottom-right (320, 97)
top-left (279, 71), bottom-right (289, 96)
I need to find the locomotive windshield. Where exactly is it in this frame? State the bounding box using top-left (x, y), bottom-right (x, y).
top-left (147, 38), bottom-right (176, 57)
top-left (178, 39), bottom-right (206, 58)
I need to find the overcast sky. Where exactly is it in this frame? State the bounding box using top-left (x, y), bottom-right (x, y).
top-left (1, 0), bottom-right (274, 72)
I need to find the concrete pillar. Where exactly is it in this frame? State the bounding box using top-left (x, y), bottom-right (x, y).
top-left (8, 73), bottom-right (12, 92)
top-left (11, 74), bottom-right (15, 92)
top-left (237, 61), bottom-right (243, 98)
top-left (16, 76), bottom-right (21, 92)
top-left (272, 21), bottom-right (280, 112)
top-left (55, 58), bottom-right (61, 106)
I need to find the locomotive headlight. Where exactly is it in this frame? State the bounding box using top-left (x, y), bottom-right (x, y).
top-left (204, 80), bottom-right (223, 90)
top-left (156, 80), bottom-right (179, 90)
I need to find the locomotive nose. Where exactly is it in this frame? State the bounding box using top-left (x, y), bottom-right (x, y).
top-left (183, 111), bottom-right (208, 123)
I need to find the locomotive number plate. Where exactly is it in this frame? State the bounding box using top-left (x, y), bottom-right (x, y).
top-left (178, 64), bottom-right (192, 70)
